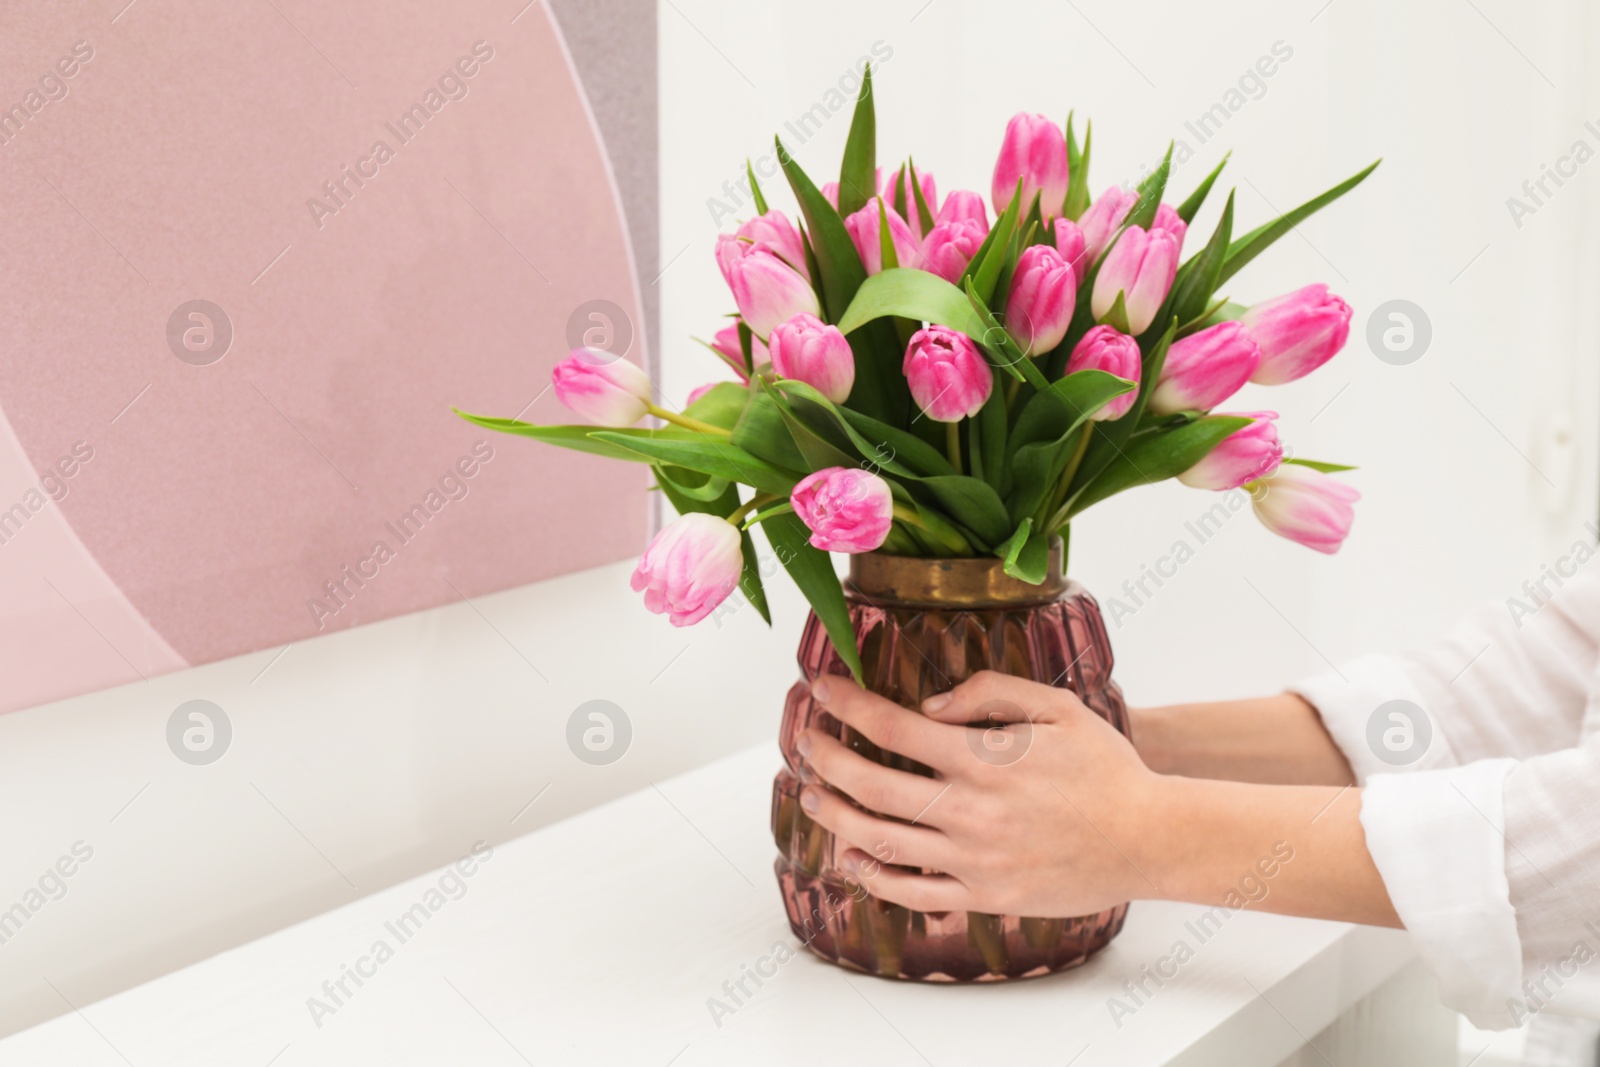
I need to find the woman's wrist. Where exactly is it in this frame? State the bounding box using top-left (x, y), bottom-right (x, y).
top-left (1128, 771), bottom-right (1400, 927)
top-left (1128, 694), bottom-right (1356, 786)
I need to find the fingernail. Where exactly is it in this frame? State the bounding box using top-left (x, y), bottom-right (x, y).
top-left (811, 676), bottom-right (832, 704)
top-left (800, 788), bottom-right (820, 814)
top-left (796, 733), bottom-right (812, 759)
top-left (842, 854), bottom-right (861, 875)
top-left (923, 693), bottom-right (951, 713)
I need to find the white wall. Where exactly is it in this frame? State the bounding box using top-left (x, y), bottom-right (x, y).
top-left (6, 0), bottom-right (1598, 1041)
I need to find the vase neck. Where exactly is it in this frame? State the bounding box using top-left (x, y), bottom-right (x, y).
top-left (845, 540), bottom-right (1067, 609)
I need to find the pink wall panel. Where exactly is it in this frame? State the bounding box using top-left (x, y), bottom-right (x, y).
top-left (0, 0), bottom-right (649, 711)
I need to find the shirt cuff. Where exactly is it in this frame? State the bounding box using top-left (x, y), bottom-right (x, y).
top-left (1289, 655), bottom-right (1457, 782)
top-left (1360, 758), bottom-right (1524, 1029)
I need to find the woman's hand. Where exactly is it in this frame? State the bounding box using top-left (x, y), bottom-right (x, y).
top-left (798, 670), bottom-right (1173, 918)
top-left (799, 671), bottom-right (1401, 928)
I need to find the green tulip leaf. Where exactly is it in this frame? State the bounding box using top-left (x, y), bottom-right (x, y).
top-left (590, 432), bottom-right (798, 495)
top-left (774, 380), bottom-right (952, 477)
top-left (1283, 457), bottom-right (1358, 474)
top-left (837, 267), bottom-right (989, 340)
top-left (757, 378), bottom-right (859, 471)
top-left (1005, 369), bottom-right (1134, 525)
top-left (1167, 189), bottom-right (1234, 327)
top-left (996, 518), bottom-right (1052, 584)
top-left (909, 158), bottom-right (935, 238)
top-left (454, 411), bottom-right (703, 463)
top-left (747, 158), bottom-right (770, 216)
top-left (1124, 142), bottom-right (1174, 231)
top-left (1064, 114), bottom-right (1091, 221)
top-left (1217, 160), bottom-right (1380, 286)
top-left (836, 65), bottom-right (876, 218)
top-left (682, 381), bottom-right (752, 431)
top-left (1176, 153), bottom-right (1229, 225)
top-left (760, 511), bottom-right (863, 682)
top-left (967, 180), bottom-right (1023, 306)
top-left (1066, 415), bottom-right (1253, 517)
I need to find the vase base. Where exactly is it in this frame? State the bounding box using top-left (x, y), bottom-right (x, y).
top-left (775, 856), bottom-right (1127, 983)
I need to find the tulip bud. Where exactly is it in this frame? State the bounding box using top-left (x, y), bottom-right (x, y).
top-left (936, 190), bottom-right (990, 230)
top-left (881, 168), bottom-right (939, 233)
top-left (1147, 321), bottom-right (1261, 415)
top-left (991, 113), bottom-right (1069, 220)
top-left (715, 235), bottom-right (821, 338)
top-left (1177, 412), bottom-right (1283, 490)
top-left (768, 312), bottom-right (856, 404)
top-left (551, 349), bottom-right (652, 427)
top-left (1248, 464), bottom-right (1360, 554)
top-left (1054, 218), bottom-right (1089, 284)
top-left (843, 199), bottom-right (923, 275)
top-left (791, 467), bottom-right (894, 553)
top-left (630, 513), bottom-right (745, 626)
top-left (1091, 225), bottom-right (1180, 335)
top-left (1077, 185), bottom-right (1137, 264)
top-left (1152, 203), bottom-right (1187, 254)
top-left (1065, 326), bottom-right (1141, 420)
top-left (919, 218), bottom-right (987, 285)
top-left (1005, 244), bottom-right (1076, 356)
top-left (1241, 284), bottom-right (1354, 385)
top-left (709, 321), bottom-right (762, 381)
top-left (903, 325), bottom-right (992, 422)
top-left (736, 210), bottom-right (810, 282)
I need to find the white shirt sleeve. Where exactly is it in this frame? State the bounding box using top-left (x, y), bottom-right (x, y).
top-left (1290, 571), bottom-right (1600, 1029)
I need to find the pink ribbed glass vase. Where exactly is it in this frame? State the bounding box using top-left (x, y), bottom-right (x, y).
top-left (771, 540), bottom-right (1130, 981)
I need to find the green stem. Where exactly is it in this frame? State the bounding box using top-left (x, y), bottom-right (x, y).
top-left (726, 492), bottom-right (778, 525)
top-left (945, 421), bottom-right (964, 475)
top-left (646, 402), bottom-right (730, 436)
top-left (1039, 423), bottom-right (1093, 528)
top-left (880, 522), bottom-right (920, 556)
top-left (892, 504), bottom-right (973, 555)
top-left (1005, 377), bottom-right (1022, 410)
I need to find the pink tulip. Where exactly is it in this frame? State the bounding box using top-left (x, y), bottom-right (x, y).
top-left (1147, 321), bottom-right (1261, 415)
top-left (685, 382), bottom-right (720, 407)
top-left (1078, 185), bottom-right (1137, 264)
top-left (715, 235), bottom-right (820, 338)
top-left (709, 322), bottom-right (762, 380)
top-left (920, 218), bottom-right (987, 285)
top-left (821, 181), bottom-right (839, 208)
top-left (1091, 225), bottom-right (1180, 335)
top-left (768, 312), bottom-right (856, 404)
top-left (1054, 218), bottom-right (1089, 284)
top-left (1005, 244), bottom-right (1076, 356)
top-left (551, 350), bottom-right (652, 426)
top-left (1065, 326), bottom-right (1141, 420)
top-left (880, 168), bottom-right (940, 233)
top-left (1249, 464), bottom-right (1360, 555)
top-left (936, 190), bottom-right (990, 230)
top-left (1177, 412), bottom-right (1283, 490)
top-left (737, 210), bottom-right (810, 282)
top-left (790, 467), bottom-right (894, 553)
top-left (630, 513), bottom-right (745, 626)
top-left (1241, 284), bottom-right (1354, 385)
top-left (991, 113), bottom-right (1069, 220)
top-left (903, 325), bottom-right (992, 422)
top-left (1152, 203), bottom-right (1187, 254)
top-left (843, 199), bottom-right (923, 275)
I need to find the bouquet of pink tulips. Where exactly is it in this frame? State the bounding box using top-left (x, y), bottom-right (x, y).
top-left (459, 70), bottom-right (1375, 679)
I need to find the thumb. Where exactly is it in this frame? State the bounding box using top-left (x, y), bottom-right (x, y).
top-left (919, 670), bottom-right (1070, 726)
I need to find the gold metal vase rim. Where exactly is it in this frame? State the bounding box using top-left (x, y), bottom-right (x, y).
top-left (846, 538), bottom-right (1069, 608)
